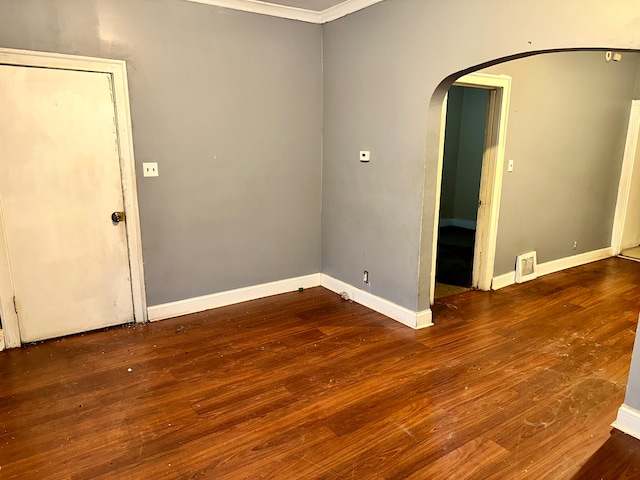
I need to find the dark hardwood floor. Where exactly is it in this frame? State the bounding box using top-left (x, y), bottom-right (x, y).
top-left (1, 257), bottom-right (640, 479)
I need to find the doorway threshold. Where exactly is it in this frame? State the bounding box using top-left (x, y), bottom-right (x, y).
top-left (434, 282), bottom-right (471, 299)
top-left (620, 246), bottom-right (640, 262)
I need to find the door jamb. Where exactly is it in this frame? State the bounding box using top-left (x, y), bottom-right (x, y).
top-left (430, 72), bottom-right (512, 304)
top-left (612, 99), bottom-right (640, 255)
top-left (0, 48), bottom-right (148, 348)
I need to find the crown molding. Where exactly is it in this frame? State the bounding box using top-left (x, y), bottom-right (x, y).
top-left (321, 0), bottom-right (383, 23)
top-left (183, 0), bottom-right (383, 24)
top-left (184, 0), bottom-right (321, 22)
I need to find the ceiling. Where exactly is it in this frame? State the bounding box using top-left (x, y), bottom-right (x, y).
top-left (184, 0), bottom-right (384, 23)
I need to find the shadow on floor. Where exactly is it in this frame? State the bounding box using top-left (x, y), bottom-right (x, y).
top-left (570, 430), bottom-right (640, 479)
top-left (436, 226), bottom-right (475, 288)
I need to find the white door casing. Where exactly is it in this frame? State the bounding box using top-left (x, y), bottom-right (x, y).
top-left (430, 73), bottom-right (511, 303)
top-left (612, 100), bottom-right (640, 254)
top-left (0, 49), bottom-right (146, 348)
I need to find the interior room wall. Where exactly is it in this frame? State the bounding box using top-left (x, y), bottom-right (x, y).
top-left (439, 86), bottom-right (488, 227)
top-left (481, 51), bottom-right (640, 275)
top-left (452, 87), bottom-right (488, 224)
top-left (0, 0), bottom-right (323, 306)
top-left (438, 87), bottom-right (463, 221)
top-left (321, 0), bottom-right (640, 313)
top-left (624, 318), bottom-right (640, 411)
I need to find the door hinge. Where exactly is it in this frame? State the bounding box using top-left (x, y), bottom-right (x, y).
top-left (12, 296), bottom-right (18, 314)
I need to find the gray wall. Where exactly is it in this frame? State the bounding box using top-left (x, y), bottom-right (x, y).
top-left (625, 317), bottom-right (640, 408)
top-left (439, 87), bottom-right (463, 220)
top-left (0, 0), bottom-right (322, 305)
top-left (322, 0), bottom-right (640, 313)
top-left (453, 87), bottom-right (488, 223)
top-left (482, 51), bottom-right (639, 275)
top-left (322, 1), bottom-right (432, 309)
top-left (440, 86), bottom-right (488, 225)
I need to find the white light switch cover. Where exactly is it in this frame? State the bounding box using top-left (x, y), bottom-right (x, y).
top-left (143, 162), bottom-right (158, 177)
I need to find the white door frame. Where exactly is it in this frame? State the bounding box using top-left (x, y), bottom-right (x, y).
top-left (612, 99), bottom-right (640, 255)
top-left (0, 48), bottom-right (147, 348)
top-left (430, 72), bottom-right (512, 304)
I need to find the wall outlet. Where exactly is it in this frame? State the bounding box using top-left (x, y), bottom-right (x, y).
top-left (363, 270), bottom-right (369, 284)
top-left (573, 240), bottom-right (578, 250)
top-left (508, 159), bottom-right (514, 172)
top-left (143, 162), bottom-right (159, 177)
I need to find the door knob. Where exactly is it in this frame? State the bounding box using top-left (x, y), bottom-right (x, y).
top-left (111, 211), bottom-right (125, 224)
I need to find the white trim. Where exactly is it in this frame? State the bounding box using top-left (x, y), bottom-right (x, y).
top-left (612, 100), bottom-right (640, 255)
top-left (148, 274), bottom-right (321, 321)
top-left (491, 272), bottom-right (515, 290)
top-left (0, 330), bottom-right (5, 352)
top-left (430, 91), bottom-right (450, 304)
top-left (0, 48), bottom-right (147, 348)
top-left (320, 274), bottom-right (433, 329)
top-left (536, 248), bottom-right (612, 277)
top-left (613, 404), bottom-right (640, 440)
top-left (183, 0), bottom-right (383, 23)
top-left (321, 0), bottom-right (384, 23)
top-left (149, 273), bottom-right (433, 329)
top-left (431, 73), bottom-right (511, 304)
top-left (0, 185), bottom-right (19, 348)
top-left (491, 247), bottom-right (612, 290)
top-left (184, 0), bottom-right (320, 23)
top-left (459, 74), bottom-right (511, 292)
top-left (439, 218), bottom-right (477, 230)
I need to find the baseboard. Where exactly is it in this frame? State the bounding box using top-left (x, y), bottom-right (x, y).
top-left (439, 218), bottom-right (477, 230)
top-left (536, 247), bottom-right (612, 277)
top-left (492, 272), bottom-right (515, 290)
top-left (147, 273), bottom-right (321, 322)
top-left (320, 274), bottom-right (433, 329)
top-left (613, 404), bottom-right (640, 440)
top-left (0, 330), bottom-right (5, 351)
top-left (148, 273), bottom-right (432, 329)
top-left (492, 247), bottom-right (613, 290)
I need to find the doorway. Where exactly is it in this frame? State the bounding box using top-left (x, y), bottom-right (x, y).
top-left (613, 100), bottom-right (640, 262)
top-left (0, 49), bottom-right (147, 348)
top-left (430, 73), bottom-right (512, 303)
top-left (435, 86), bottom-right (490, 297)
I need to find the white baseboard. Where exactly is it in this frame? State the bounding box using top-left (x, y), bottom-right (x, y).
top-left (613, 404), bottom-right (640, 440)
top-left (492, 272), bottom-right (515, 290)
top-left (491, 247), bottom-right (613, 290)
top-left (536, 247), bottom-right (612, 277)
top-left (439, 218), bottom-right (477, 230)
top-left (147, 273), bottom-right (431, 330)
top-left (147, 274), bottom-right (321, 321)
top-left (320, 274), bottom-right (433, 329)
top-left (0, 330), bottom-right (5, 351)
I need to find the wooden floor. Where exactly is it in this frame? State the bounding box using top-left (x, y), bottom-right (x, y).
top-left (1, 258), bottom-right (640, 479)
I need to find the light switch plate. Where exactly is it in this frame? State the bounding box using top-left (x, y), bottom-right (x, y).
top-left (360, 151), bottom-right (371, 162)
top-left (143, 162), bottom-right (159, 177)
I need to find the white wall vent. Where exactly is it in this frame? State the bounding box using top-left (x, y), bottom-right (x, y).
top-left (515, 251), bottom-right (537, 283)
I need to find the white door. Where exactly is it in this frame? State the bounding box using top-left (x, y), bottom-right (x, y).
top-left (0, 64), bottom-right (134, 343)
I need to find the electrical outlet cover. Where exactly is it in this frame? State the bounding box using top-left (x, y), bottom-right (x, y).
top-left (143, 162), bottom-right (159, 177)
